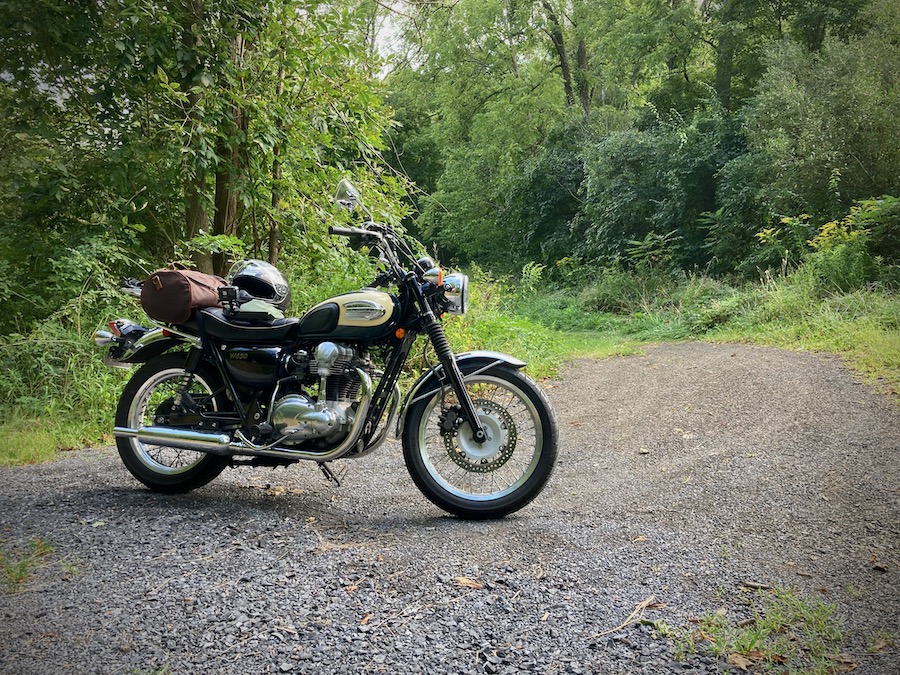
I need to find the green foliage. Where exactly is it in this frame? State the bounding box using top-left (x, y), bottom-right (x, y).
top-left (694, 588), bottom-right (844, 673)
top-left (2, 0), bottom-right (898, 462)
top-left (577, 104), bottom-right (743, 270)
top-left (741, 9), bottom-right (900, 222)
top-left (383, 0), bottom-right (892, 281)
top-left (1, 536), bottom-right (56, 589)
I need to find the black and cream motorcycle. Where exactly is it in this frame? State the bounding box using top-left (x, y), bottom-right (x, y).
top-left (94, 180), bottom-right (558, 519)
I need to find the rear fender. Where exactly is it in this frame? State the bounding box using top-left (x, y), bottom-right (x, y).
top-left (395, 351), bottom-right (526, 437)
top-left (105, 325), bottom-right (198, 368)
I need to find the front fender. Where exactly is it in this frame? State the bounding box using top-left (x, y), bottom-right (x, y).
top-left (395, 351), bottom-right (526, 437)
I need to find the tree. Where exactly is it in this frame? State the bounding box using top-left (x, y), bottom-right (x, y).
top-left (0, 0), bottom-right (396, 332)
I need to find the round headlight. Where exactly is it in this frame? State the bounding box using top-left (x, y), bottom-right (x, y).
top-left (443, 272), bottom-right (469, 315)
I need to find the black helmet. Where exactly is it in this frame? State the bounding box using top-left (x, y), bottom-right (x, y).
top-left (226, 259), bottom-right (291, 311)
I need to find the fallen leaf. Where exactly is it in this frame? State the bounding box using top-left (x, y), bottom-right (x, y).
top-left (745, 649), bottom-right (766, 660)
top-left (360, 613), bottom-right (371, 625)
top-left (826, 653), bottom-right (857, 664)
top-left (91, 521), bottom-right (106, 528)
top-left (453, 576), bottom-right (483, 590)
top-left (715, 607), bottom-right (728, 617)
top-left (869, 637), bottom-right (892, 653)
top-left (871, 556), bottom-right (888, 572)
top-left (727, 653), bottom-right (753, 670)
top-left (631, 535), bottom-right (649, 543)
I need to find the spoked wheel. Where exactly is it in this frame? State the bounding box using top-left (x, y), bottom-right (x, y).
top-left (115, 353), bottom-right (229, 493)
top-left (402, 363), bottom-right (558, 519)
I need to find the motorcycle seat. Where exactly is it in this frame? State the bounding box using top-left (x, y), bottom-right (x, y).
top-left (197, 308), bottom-right (300, 343)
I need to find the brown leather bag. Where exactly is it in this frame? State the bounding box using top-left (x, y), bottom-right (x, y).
top-left (140, 267), bottom-right (226, 324)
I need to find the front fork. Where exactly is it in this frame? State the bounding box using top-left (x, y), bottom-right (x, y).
top-left (421, 312), bottom-right (488, 444)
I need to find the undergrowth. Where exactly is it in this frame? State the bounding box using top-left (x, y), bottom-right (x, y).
top-left (514, 266), bottom-right (899, 396)
top-left (651, 588), bottom-right (848, 674)
top-left (0, 259), bottom-right (896, 465)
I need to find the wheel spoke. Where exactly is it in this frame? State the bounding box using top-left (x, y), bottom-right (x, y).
top-left (415, 374), bottom-right (543, 500)
top-left (128, 368), bottom-right (216, 475)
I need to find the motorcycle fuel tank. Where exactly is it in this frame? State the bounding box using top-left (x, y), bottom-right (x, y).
top-left (297, 290), bottom-right (398, 341)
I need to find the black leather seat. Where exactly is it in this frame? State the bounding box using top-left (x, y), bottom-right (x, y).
top-left (197, 308), bottom-right (300, 343)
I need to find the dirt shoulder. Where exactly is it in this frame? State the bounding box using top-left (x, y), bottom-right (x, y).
top-left (0, 342), bottom-right (897, 674)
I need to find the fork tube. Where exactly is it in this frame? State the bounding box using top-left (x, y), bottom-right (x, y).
top-left (419, 309), bottom-right (488, 444)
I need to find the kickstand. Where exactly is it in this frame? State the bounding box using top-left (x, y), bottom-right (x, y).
top-left (317, 462), bottom-right (344, 487)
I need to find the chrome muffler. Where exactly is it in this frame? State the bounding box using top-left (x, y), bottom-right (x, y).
top-left (114, 426), bottom-right (232, 453)
top-left (114, 368), bottom-right (373, 462)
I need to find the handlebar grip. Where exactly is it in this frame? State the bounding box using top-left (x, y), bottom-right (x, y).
top-left (328, 225), bottom-right (383, 242)
top-left (328, 225), bottom-right (362, 237)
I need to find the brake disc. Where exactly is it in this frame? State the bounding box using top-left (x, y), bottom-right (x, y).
top-left (443, 399), bottom-right (517, 473)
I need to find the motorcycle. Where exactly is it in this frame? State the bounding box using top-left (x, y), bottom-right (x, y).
top-left (93, 180), bottom-right (558, 519)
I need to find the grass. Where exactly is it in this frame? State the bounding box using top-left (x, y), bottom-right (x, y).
top-left (652, 588), bottom-right (850, 674)
top-left (0, 263), bottom-right (896, 466)
top-left (1, 536), bottom-right (58, 590)
top-left (513, 269), bottom-right (900, 398)
top-left (0, 414), bottom-right (110, 467)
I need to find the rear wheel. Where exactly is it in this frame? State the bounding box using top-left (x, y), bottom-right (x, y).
top-left (402, 363), bottom-right (558, 519)
top-left (115, 353), bottom-right (229, 493)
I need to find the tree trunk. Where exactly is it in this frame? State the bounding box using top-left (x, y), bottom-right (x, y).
top-left (179, 0), bottom-right (212, 272)
top-left (212, 33), bottom-right (247, 276)
top-left (574, 37), bottom-right (590, 116)
top-left (714, 1), bottom-right (737, 111)
top-left (268, 53), bottom-right (285, 267)
top-left (542, 1), bottom-right (575, 108)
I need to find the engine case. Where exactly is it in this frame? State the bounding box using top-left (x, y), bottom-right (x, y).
top-left (271, 392), bottom-right (353, 441)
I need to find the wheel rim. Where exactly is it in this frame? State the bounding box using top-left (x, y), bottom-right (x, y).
top-left (416, 375), bottom-right (543, 501)
top-left (126, 367), bottom-right (216, 475)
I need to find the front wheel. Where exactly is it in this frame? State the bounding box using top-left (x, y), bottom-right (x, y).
top-left (402, 363), bottom-right (558, 519)
top-left (115, 353), bottom-right (230, 493)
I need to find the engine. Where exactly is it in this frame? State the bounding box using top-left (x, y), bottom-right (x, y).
top-left (270, 342), bottom-right (363, 442)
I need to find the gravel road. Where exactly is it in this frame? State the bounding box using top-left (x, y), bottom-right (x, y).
top-left (1, 343), bottom-right (897, 674)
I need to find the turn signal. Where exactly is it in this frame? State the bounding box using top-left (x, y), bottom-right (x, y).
top-left (424, 266), bottom-right (443, 286)
top-left (93, 330), bottom-right (114, 346)
top-left (395, 328), bottom-right (407, 339)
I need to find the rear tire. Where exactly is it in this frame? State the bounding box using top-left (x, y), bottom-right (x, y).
top-left (402, 363), bottom-right (558, 519)
top-left (115, 353), bottom-right (229, 493)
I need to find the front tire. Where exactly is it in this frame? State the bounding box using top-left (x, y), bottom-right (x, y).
top-left (115, 353), bottom-right (230, 493)
top-left (402, 363), bottom-right (558, 519)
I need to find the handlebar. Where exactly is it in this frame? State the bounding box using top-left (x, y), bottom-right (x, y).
top-left (328, 225), bottom-right (382, 241)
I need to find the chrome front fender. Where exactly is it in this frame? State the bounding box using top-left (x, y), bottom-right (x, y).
top-left (394, 351), bottom-right (526, 437)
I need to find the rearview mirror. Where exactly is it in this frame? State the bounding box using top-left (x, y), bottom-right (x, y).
top-left (335, 179), bottom-right (361, 211)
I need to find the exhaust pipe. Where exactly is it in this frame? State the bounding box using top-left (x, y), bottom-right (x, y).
top-left (114, 426), bottom-right (232, 453)
top-left (114, 368), bottom-right (373, 462)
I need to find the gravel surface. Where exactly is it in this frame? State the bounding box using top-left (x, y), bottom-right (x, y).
top-left (1, 343), bottom-right (897, 674)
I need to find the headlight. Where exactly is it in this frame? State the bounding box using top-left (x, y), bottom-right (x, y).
top-left (443, 272), bottom-right (469, 315)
